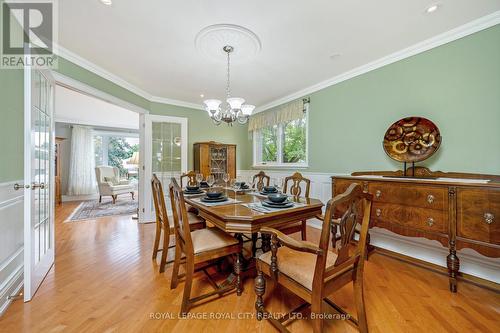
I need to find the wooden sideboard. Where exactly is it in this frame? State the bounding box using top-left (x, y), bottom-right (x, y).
top-left (332, 167), bottom-right (500, 292)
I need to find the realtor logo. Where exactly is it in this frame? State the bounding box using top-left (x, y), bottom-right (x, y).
top-left (1, 0), bottom-right (58, 68)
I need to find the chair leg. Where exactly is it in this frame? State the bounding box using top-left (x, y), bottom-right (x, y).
top-left (251, 233), bottom-right (258, 257)
top-left (170, 243), bottom-right (182, 289)
top-left (112, 195), bottom-right (117, 204)
top-left (235, 253), bottom-right (243, 296)
top-left (180, 260), bottom-right (194, 315)
top-left (159, 231), bottom-right (169, 273)
top-left (301, 220), bottom-right (307, 240)
top-left (311, 297), bottom-right (324, 333)
top-left (131, 192), bottom-right (135, 200)
top-left (99, 195), bottom-right (102, 203)
top-left (354, 271), bottom-right (368, 333)
top-left (254, 269), bottom-right (266, 321)
top-left (152, 223), bottom-right (161, 260)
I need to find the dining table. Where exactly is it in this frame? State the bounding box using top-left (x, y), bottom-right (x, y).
top-left (184, 189), bottom-right (323, 256)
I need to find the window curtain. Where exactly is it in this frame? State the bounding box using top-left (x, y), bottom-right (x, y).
top-left (68, 125), bottom-right (97, 195)
top-left (248, 99), bottom-right (306, 131)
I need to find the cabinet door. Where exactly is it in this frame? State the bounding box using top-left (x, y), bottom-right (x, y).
top-left (457, 188), bottom-right (500, 245)
top-left (227, 145), bottom-right (236, 179)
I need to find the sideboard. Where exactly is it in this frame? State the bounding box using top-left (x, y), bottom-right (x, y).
top-left (332, 167), bottom-right (500, 292)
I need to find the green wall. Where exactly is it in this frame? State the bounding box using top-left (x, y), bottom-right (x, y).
top-left (0, 69), bottom-right (24, 182)
top-left (150, 103), bottom-right (251, 170)
top-left (251, 24), bottom-right (500, 175)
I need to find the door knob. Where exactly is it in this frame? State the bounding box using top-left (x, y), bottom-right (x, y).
top-left (31, 182), bottom-right (45, 190)
top-left (13, 183), bottom-right (30, 190)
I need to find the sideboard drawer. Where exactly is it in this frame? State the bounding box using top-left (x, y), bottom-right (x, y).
top-left (369, 182), bottom-right (447, 210)
top-left (373, 202), bottom-right (447, 234)
top-left (457, 189), bottom-right (500, 245)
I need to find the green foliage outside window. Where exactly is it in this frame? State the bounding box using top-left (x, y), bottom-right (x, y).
top-left (283, 118), bottom-right (306, 163)
top-left (261, 125), bottom-right (278, 162)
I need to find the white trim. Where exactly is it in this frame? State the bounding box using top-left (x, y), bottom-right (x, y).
top-left (255, 11), bottom-right (500, 113)
top-left (52, 72), bottom-right (149, 115)
top-left (150, 96), bottom-right (204, 111)
top-left (0, 264), bottom-right (23, 316)
top-left (52, 12), bottom-right (500, 114)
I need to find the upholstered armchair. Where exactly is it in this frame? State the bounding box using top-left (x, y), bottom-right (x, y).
top-left (95, 166), bottom-right (135, 204)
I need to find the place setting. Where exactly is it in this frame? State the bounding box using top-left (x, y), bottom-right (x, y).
top-left (191, 188), bottom-right (242, 207)
top-left (245, 192), bottom-right (305, 213)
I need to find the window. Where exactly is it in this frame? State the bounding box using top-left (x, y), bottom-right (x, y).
top-left (253, 108), bottom-right (308, 167)
top-left (93, 131), bottom-right (139, 177)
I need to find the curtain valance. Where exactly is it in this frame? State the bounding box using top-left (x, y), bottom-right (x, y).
top-left (248, 99), bottom-right (307, 131)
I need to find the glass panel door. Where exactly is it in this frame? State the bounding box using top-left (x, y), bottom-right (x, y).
top-left (140, 115), bottom-right (188, 223)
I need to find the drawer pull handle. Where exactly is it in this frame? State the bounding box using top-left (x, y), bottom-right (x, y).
top-left (427, 194), bottom-right (435, 204)
top-left (427, 217), bottom-right (434, 227)
top-left (375, 190), bottom-right (382, 198)
top-left (376, 208), bottom-right (381, 217)
top-left (484, 213), bottom-right (494, 225)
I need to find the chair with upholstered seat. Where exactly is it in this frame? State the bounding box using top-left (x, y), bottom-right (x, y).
top-left (169, 178), bottom-right (243, 315)
top-left (95, 166), bottom-right (135, 204)
top-left (151, 174), bottom-right (206, 273)
top-left (255, 183), bottom-right (373, 333)
top-left (277, 172), bottom-right (311, 240)
top-left (252, 171), bottom-right (271, 191)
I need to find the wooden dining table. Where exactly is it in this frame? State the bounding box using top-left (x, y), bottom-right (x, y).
top-left (185, 190), bottom-right (323, 255)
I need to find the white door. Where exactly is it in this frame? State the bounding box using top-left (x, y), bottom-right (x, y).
top-left (23, 66), bottom-right (55, 301)
top-left (139, 114), bottom-right (188, 223)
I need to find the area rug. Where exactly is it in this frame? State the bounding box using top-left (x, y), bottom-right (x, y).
top-left (65, 198), bottom-right (138, 222)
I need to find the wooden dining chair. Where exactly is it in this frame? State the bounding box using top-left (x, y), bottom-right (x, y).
top-left (278, 172), bottom-right (311, 240)
top-left (252, 171), bottom-right (271, 191)
top-left (255, 183), bottom-right (373, 333)
top-left (151, 174), bottom-right (206, 273)
top-left (180, 170), bottom-right (198, 188)
top-left (169, 178), bottom-right (243, 315)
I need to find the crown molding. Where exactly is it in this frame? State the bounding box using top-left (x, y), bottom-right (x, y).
top-left (149, 96), bottom-right (204, 110)
top-left (255, 11), bottom-right (500, 113)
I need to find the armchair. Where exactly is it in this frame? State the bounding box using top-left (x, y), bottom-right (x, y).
top-left (255, 183), bottom-right (373, 333)
top-left (95, 166), bottom-right (135, 204)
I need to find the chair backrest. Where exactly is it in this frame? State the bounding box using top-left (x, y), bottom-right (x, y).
top-left (283, 172), bottom-right (311, 198)
top-left (95, 166), bottom-right (119, 184)
top-left (180, 170), bottom-right (197, 188)
top-left (252, 171), bottom-right (270, 191)
top-left (169, 178), bottom-right (194, 255)
top-left (151, 174), bottom-right (170, 233)
top-left (313, 183), bottom-right (372, 288)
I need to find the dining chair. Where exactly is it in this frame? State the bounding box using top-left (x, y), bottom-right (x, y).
top-left (169, 178), bottom-right (243, 315)
top-left (255, 183), bottom-right (373, 333)
top-left (180, 170), bottom-right (198, 188)
top-left (151, 174), bottom-right (206, 273)
top-left (252, 171), bottom-right (271, 191)
top-left (278, 172), bottom-right (311, 240)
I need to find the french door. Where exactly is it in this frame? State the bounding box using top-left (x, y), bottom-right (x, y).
top-left (23, 66), bottom-right (55, 301)
top-left (139, 114), bottom-right (188, 223)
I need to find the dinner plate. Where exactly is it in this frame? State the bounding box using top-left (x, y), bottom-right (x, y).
top-left (262, 201), bottom-right (294, 209)
top-left (201, 196), bottom-right (228, 203)
top-left (184, 189), bottom-right (204, 195)
top-left (260, 190), bottom-right (278, 195)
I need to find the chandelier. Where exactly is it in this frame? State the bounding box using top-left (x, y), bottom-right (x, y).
top-left (203, 45), bottom-right (255, 125)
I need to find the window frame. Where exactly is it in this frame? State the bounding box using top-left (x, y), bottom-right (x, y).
top-left (252, 104), bottom-right (309, 168)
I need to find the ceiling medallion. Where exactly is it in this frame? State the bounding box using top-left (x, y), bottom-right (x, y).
top-left (202, 45), bottom-right (254, 126)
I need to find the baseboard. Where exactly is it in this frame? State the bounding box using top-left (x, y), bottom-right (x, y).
top-left (62, 194), bottom-right (99, 202)
top-left (0, 264), bottom-right (23, 316)
top-left (374, 247), bottom-right (500, 293)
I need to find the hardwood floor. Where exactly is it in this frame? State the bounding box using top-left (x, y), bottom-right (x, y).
top-left (0, 202), bottom-right (499, 332)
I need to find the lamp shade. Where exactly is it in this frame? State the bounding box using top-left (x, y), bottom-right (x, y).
top-left (203, 99), bottom-right (221, 113)
top-left (227, 97), bottom-right (245, 110)
top-left (241, 104), bottom-right (255, 116)
top-left (129, 151), bottom-right (140, 165)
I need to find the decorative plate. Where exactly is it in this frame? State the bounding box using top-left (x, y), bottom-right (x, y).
top-left (383, 117), bottom-right (441, 163)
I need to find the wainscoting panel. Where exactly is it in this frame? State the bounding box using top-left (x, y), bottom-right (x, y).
top-left (0, 181), bottom-right (24, 315)
top-left (238, 170), bottom-right (500, 283)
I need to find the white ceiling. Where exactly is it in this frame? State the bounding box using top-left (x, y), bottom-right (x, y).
top-left (55, 85), bottom-right (139, 129)
top-left (58, 0), bottom-right (500, 109)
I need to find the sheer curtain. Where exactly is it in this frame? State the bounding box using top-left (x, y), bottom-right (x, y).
top-left (68, 125), bottom-right (97, 195)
